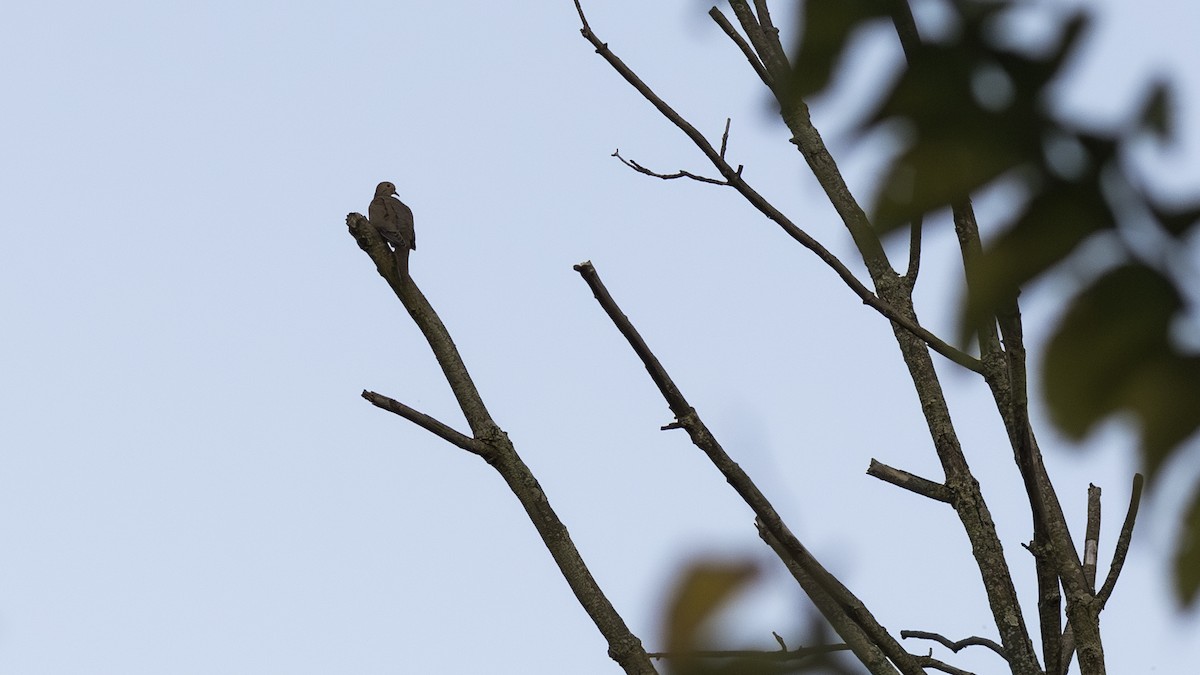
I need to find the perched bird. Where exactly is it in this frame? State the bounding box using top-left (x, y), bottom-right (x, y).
top-left (368, 181), bottom-right (416, 277)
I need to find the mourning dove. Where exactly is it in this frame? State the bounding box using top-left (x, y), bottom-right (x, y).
top-left (368, 181), bottom-right (416, 277)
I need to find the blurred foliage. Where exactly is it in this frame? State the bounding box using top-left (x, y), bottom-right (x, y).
top-left (660, 560), bottom-right (858, 674)
top-left (784, 0), bottom-right (1200, 605)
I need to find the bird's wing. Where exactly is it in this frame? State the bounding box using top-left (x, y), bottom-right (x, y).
top-left (368, 197), bottom-right (385, 224)
top-left (368, 196), bottom-right (406, 247)
top-left (388, 197), bottom-right (416, 250)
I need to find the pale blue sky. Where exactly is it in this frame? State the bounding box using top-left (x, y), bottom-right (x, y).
top-left (2, 1), bottom-right (1198, 673)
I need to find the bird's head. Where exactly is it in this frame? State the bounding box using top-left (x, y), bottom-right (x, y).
top-left (374, 181), bottom-right (397, 197)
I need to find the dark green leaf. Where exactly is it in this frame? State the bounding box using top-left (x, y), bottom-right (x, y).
top-left (1122, 357), bottom-right (1200, 476)
top-left (1042, 265), bottom-right (1200, 478)
top-left (963, 173), bottom-right (1115, 333)
top-left (784, 0), bottom-right (892, 102)
top-left (866, 39), bottom-right (1048, 231)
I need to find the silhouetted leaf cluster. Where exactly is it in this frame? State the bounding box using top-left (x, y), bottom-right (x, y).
top-left (787, 0), bottom-right (1200, 605)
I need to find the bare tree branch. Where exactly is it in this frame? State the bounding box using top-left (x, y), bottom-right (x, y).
top-left (361, 390), bottom-right (490, 456)
top-left (1085, 484), bottom-right (1102, 592)
top-left (758, 522), bottom-right (903, 675)
top-left (1054, 474), bottom-right (1139, 675)
top-left (575, 260), bottom-right (925, 675)
top-left (1056, 623), bottom-right (1076, 675)
top-left (347, 213), bottom-right (656, 674)
top-left (867, 459), bottom-right (951, 503)
top-left (752, 0), bottom-right (788, 69)
top-left (723, 1), bottom-right (894, 281)
top-left (903, 216), bottom-right (923, 288)
top-left (611, 149), bottom-right (731, 185)
top-left (708, 7), bottom-right (771, 89)
top-left (901, 630), bottom-right (1007, 661)
top-left (647, 644), bottom-right (850, 661)
top-left (728, 1), bottom-right (789, 85)
top-left (953, 200), bottom-right (1068, 675)
top-left (1097, 473), bottom-right (1144, 607)
top-left (573, 0), bottom-right (982, 375)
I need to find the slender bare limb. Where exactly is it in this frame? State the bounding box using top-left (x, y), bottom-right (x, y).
top-left (867, 459), bottom-right (951, 503)
top-left (903, 216), bottom-right (923, 288)
top-left (1055, 476), bottom-right (1139, 675)
top-left (1084, 485), bottom-right (1102, 592)
top-left (721, 2), bottom-right (894, 280)
top-left (573, 1), bottom-right (982, 374)
top-left (578, 4), bottom-right (1056, 672)
top-left (996, 298), bottom-right (1101, 673)
top-left (708, 7), bottom-right (771, 89)
top-left (646, 644), bottom-right (850, 661)
top-left (752, 0), bottom-right (788, 68)
top-left (576, 260), bottom-right (925, 675)
top-left (611, 149), bottom-right (731, 185)
top-left (362, 390), bottom-right (491, 456)
top-left (719, 118), bottom-right (732, 160)
top-left (1056, 623), bottom-right (1076, 675)
top-left (347, 213), bottom-right (656, 674)
top-left (1097, 473), bottom-right (1144, 607)
top-left (728, 1), bottom-right (789, 85)
top-left (901, 630), bottom-right (1007, 661)
top-left (954, 200), bottom-right (1067, 675)
top-left (758, 522), bottom-right (902, 675)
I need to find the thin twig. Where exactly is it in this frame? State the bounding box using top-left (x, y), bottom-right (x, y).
top-left (719, 118), bottom-right (731, 160)
top-left (573, 3), bottom-right (982, 374)
top-left (362, 390), bottom-right (491, 456)
top-left (724, 0), bottom-right (896, 284)
top-left (901, 630), bottom-right (1007, 661)
top-left (903, 216), bottom-right (923, 288)
top-left (708, 7), bottom-right (771, 89)
top-left (612, 149), bottom-right (730, 185)
top-left (1084, 484), bottom-right (1102, 592)
top-left (867, 459), bottom-right (951, 503)
top-left (752, 0), bottom-right (788, 70)
top-left (954, 200), bottom-right (1060, 675)
top-left (728, 0), bottom-right (788, 84)
top-left (1097, 473), bottom-right (1144, 607)
top-left (646, 644), bottom-right (850, 661)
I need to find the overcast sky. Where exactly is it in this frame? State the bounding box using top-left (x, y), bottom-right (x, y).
top-left (3, 1), bottom-right (1198, 673)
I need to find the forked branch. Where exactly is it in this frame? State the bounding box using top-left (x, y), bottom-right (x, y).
top-left (612, 149), bottom-right (732, 185)
top-left (347, 213), bottom-right (656, 674)
top-left (901, 630), bottom-right (1007, 661)
top-left (572, 0), bottom-right (982, 375)
top-left (575, 260), bottom-right (925, 675)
